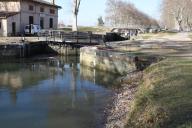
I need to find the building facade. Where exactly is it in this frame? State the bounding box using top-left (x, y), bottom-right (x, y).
top-left (0, 0), bottom-right (61, 36)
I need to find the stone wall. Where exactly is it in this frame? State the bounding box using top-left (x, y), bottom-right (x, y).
top-left (0, 42), bottom-right (47, 58)
top-left (0, 44), bottom-right (26, 58)
top-left (0, 42), bottom-right (80, 58)
top-left (80, 47), bottom-right (136, 75)
top-left (48, 45), bottom-right (79, 56)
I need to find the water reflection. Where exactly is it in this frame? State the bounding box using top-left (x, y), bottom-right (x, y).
top-left (0, 56), bottom-right (118, 128)
top-left (80, 65), bottom-right (120, 88)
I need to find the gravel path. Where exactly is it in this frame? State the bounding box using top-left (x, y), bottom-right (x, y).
top-left (104, 71), bottom-right (143, 128)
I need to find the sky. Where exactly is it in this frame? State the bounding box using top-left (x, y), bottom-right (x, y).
top-left (55, 0), bottom-right (162, 26)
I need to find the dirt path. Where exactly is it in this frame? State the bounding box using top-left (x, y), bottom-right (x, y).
top-left (104, 72), bottom-right (143, 128)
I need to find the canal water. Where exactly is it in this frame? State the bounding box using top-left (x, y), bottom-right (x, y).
top-left (0, 56), bottom-right (118, 128)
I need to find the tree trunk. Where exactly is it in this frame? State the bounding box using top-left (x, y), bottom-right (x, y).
top-left (72, 0), bottom-right (81, 32)
top-left (177, 19), bottom-right (183, 31)
top-left (186, 18), bottom-right (192, 31)
top-left (72, 13), bottom-right (78, 31)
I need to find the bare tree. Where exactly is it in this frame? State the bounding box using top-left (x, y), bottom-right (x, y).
top-left (105, 0), bottom-right (158, 29)
top-left (105, 0), bottom-right (121, 26)
top-left (161, 0), bottom-right (192, 31)
top-left (98, 16), bottom-right (105, 26)
top-left (72, 0), bottom-right (81, 31)
top-left (183, 0), bottom-right (192, 31)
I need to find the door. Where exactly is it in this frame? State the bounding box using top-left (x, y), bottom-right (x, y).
top-left (29, 16), bottom-right (34, 24)
top-left (40, 17), bottom-right (44, 29)
top-left (12, 22), bottom-right (16, 36)
top-left (49, 18), bottom-right (53, 28)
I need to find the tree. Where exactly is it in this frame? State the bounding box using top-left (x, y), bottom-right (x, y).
top-left (72, 0), bottom-right (81, 31)
top-left (183, 0), bottom-right (192, 31)
top-left (97, 16), bottom-right (105, 26)
top-left (161, 0), bottom-right (192, 31)
top-left (105, 0), bottom-right (158, 29)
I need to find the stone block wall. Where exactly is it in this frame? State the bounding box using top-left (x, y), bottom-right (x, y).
top-left (80, 47), bottom-right (136, 75)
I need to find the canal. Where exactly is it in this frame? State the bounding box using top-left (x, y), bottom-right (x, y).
top-left (0, 56), bottom-right (118, 128)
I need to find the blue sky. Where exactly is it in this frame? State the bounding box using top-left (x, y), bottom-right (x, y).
top-left (56, 0), bottom-right (162, 26)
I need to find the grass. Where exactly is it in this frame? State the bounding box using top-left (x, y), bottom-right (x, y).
top-left (156, 32), bottom-right (177, 36)
top-left (140, 34), bottom-right (154, 39)
top-left (59, 27), bottom-right (72, 32)
top-left (126, 57), bottom-right (192, 128)
top-left (189, 33), bottom-right (192, 40)
top-left (59, 26), bottom-right (110, 33)
top-left (139, 32), bottom-right (177, 40)
top-left (79, 26), bottom-right (109, 33)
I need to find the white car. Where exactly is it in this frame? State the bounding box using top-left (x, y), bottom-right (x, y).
top-left (24, 24), bottom-right (41, 35)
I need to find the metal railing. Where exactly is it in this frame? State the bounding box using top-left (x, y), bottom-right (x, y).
top-left (39, 30), bottom-right (103, 45)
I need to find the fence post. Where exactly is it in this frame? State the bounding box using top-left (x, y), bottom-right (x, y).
top-left (54, 31), bottom-right (56, 43)
top-left (76, 31), bottom-right (79, 43)
top-left (90, 32), bottom-right (92, 44)
top-left (88, 31), bottom-right (92, 44)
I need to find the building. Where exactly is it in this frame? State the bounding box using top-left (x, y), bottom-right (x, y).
top-left (0, 0), bottom-right (61, 36)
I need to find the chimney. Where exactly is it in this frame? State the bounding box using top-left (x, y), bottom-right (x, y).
top-left (52, 0), bottom-right (55, 5)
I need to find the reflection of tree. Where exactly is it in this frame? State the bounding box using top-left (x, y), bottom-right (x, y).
top-left (0, 72), bottom-right (23, 104)
top-left (80, 65), bottom-right (119, 88)
top-left (0, 56), bottom-right (113, 127)
top-left (71, 63), bottom-right (78, 108)
top-left (0, 59), bottom-right (64, 104)
top-left (10, 89), bottom-right (17, 105)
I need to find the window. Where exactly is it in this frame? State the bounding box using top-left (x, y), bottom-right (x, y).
top-left (50, 9), bottom-right (55, 14)
top-left (29, 5), bottom-right (34, 11)
top-left (40, 7), bottom-right (44, 12)
top-left (25, 25), bottom-right (29, 29)
top-left (49, 18), bottom-right (53, 28)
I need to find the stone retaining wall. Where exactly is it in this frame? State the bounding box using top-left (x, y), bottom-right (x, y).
top-left (0, 42), bottom-right (80, 58)
top-left (0, 42), bottom-right (47, 58)
top-left (80, 47), bottom-right (137, 75)
top-left (48, 45), bottom-right (79, 56)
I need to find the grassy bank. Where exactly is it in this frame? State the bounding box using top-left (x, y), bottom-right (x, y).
top-left (189, 33), bottom-right (192, 40)
top-left (60, 26), bottom-right (110, 33)
top-left (139, 32), bottom-right (177, 40)
top-left (126, 57), bottom-right (192, 128)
